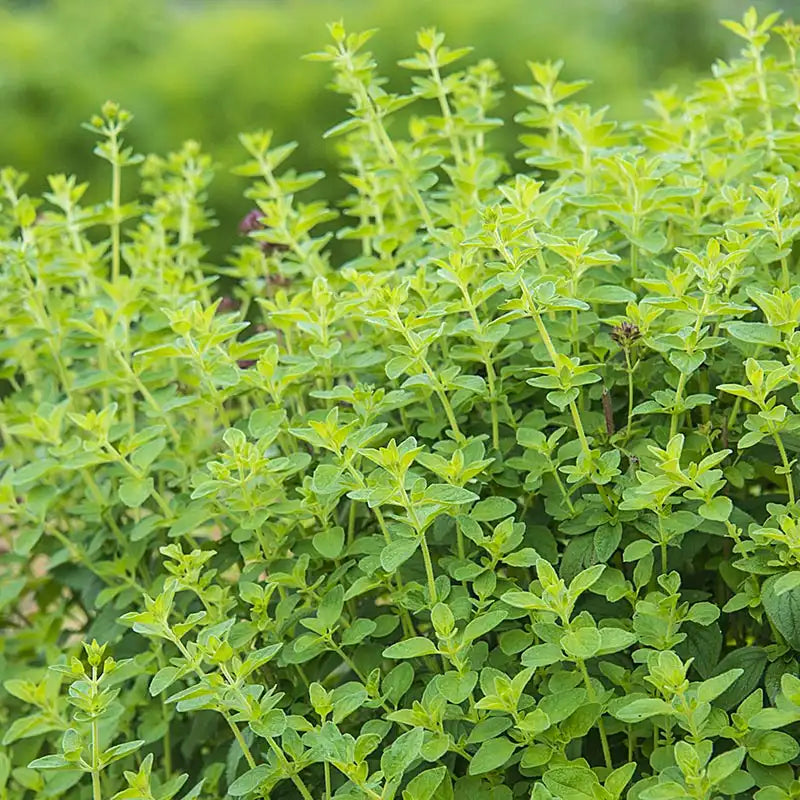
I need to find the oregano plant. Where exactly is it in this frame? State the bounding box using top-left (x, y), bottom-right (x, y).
top-left (4, 8), bottom-right (800, 800)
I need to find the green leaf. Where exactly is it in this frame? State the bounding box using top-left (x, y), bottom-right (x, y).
top-left (424, 484), bottom-right (479, 505)
top-left (317, 585), bottom-right (345, 630)
top-left (118, 476), bottom-right (154, 508)
top-left (711, 648), bottom-right (767, 710)
top-left (403, 766), bottom-right (447, 800)
top-left (669, 350), bottom-right (705, 375)
top-left (623, 540), bottom-right (655, 562)
top-left (471, 497), bottom-right (516, 521)
top-left (340, 618), bottom-right (377, 646)
top-left (131, 437), bottom-right (166, 471)
top-left (707, 747), bottom-right (745, 785)
top-left (699, 495), bottom-right (732, 522)
top-left (331, 683), bottom-right (368, 724)
top-left (250, 709), bottom-right (287, 739)
top-left (584, 285), bottom-right (636, 304)
top-left (228, 765), bottom-right (272, 796)
top-left (313, 526), bottom-right (345, 559)
top-left (598, 627), bottom-right (637, 654)
top-left (561, 627), bottom-right (601, 660)
top-left (697, 668), bottom-right (743, 703)
top-left (763, 576), bottom-right (800, 650)
top-left (437, 671), bottom-right (477, 704)
top-left (27, 755), bottom-right (70, 771)
top-left (542, 766), bottom-right (600, 799)
top-left (605, 763), bottom-right (636, 798)
top-left (569, 564), bottom-right (605, 597)
top-left (248, 408), bottom-right (285, 439)
top-left (468, 737), bottom-right (517, 776)
top-left (521, 643), bottom-right (563, 668)
top-left (462, 611), bottom-right (507, 643)
top-left (612, 698), bottom-right (673, 723)
top-left (380, 539), bottom-right (419, 572)
top-left (2, 714), bottom-right (61, 745)
top-left (150, 666), bottom-right (180, 696)
top-left (747, 730), bottom-right (800, 765)
top-left (383, 638), bottom-right (438, 659)
top-left (103, 740), bottom-right (145, 764)
top-left (725, 321), bottom-right (781, 346)
top-left (381, 727), bottom-right (424, 782)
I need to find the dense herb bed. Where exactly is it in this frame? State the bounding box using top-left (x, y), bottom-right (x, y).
top-left (3, 8), bottom-right (800, 800)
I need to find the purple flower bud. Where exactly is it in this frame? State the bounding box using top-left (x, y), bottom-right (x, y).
top-left (239, 209), bottom-right (263, 235)
top-left (217, 297), bottom-right (240, 313)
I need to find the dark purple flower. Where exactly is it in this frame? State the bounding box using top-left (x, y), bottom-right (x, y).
top-left (217, 297), bottom-right (240, 313)
top-left (611, 321), bottom-right (641, 348)
top-left (239, 209), bottom-right (263, 235)
top-left (239, 208), bottom-right (289, 256)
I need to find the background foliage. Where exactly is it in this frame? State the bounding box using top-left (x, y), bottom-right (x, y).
top-left (0, 0), bottom-right (777, 251)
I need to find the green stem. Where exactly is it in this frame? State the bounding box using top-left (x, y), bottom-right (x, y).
top-left (462, 286), bottom-right (501, 448)
top-left (331, 642), bottom-right (368, 684)
top-left (91, 667), bottom-right (103, 800)
top-left (91, 721), bottom-right (102, 800)
top-left (550, 467), bottom-right (575, 514)
top-left (527, 302), bottom-right (560, 365)
top-left (158, 656), bottom-right (172, 777)
top-left (669, 371), bottom-right (687, 439)
top-left (113, 350), bottom-right (180, 443)
top-left (577, 659), bottom-right (613, 769)
top-left (486, 360), bottom-right (501, 451)
top-left (104, 442), bottom-right (173, 518)
top-left (347, 498), bottom-right (357, 547)
top-left (419, 532), bottom-right (438, 604)
top-left (423, 361), bottom-right (462, 440)
top-left (568, 400), bottom-right (592, 459)
top-left (772, 431), bottom-right (796, 505)
top-left (344, 463), bottom-right (418, 636)
top-left (174, 637), bottom-right (312, 800)
top-left (624, 350), bottom-right (635, 441)
top-left (227, 717), bottom-right (257, 769)
top-left (430, 59), bottom-right (463, 165)
top-left (111, 147), bottom-right (121, 283)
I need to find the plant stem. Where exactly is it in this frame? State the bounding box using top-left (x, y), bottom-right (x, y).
top-left (421, 359), bottom-right (463, 440)
top-left (344, 462), bottom-right (418, 636)
top-left (91, 666), bottom-right (103, 800)
top-left (227, 717), bottom-right (257, 769)
top-left (113, 350), bottom-right (181, 443)
top-left (669, 371), bottom-right (687, 439)
top-left (397, 480), bottom-right (438, 604)
top-left (461, 285), bottom-right (501, 449)
top-left (577, 658), bottom-right (613, 769)
top-left (624, 349), bottom-right (635, 440)
top-left (772, 431), bottom-right (796, 505)
top-left (418, 531), bottom-right (438, 604)
top-left (105, 442), bottom-right (173, 518)
top-left (111, 144), bottom-right (121, 283)
top-left (550, 467), bottom-right (575, 514)
top-left (568, 399), bottom-right (592, 459)
top-left (658, 515), bottom-right (668, 575)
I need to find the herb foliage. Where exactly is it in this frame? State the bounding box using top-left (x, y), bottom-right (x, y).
top-left (3, 8), bottom-right (800, 800)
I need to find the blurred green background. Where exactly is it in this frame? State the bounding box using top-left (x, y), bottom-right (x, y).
top-left (0, 0), bottom-right (780, 250)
